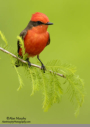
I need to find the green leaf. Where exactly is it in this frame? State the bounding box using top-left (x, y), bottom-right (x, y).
top-left (17, 36), bottom-right (28, 60)
top-left (0, 31), bottom-right (8, 48)
top-left (0, 30), bottom-right (85, 116)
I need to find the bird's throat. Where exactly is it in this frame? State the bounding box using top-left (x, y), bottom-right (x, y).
top-left (32, 25), bottom-right (48, 34)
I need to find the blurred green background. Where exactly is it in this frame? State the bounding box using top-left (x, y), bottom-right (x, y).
top-left (0, 0), bottom-right (90, 124)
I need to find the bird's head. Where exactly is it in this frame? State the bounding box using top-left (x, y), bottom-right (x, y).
top-left (30, 12), bottom-right (53, 33)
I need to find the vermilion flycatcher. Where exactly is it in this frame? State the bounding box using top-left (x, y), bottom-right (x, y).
top-left (16, 12), bottom-right (53, 72)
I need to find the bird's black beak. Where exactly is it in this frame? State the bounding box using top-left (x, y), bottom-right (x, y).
top-left (45, 22), bottom-right (53, 25)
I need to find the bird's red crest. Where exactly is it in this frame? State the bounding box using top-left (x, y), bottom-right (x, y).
top-left (31, 12), bottom-right (49, 24)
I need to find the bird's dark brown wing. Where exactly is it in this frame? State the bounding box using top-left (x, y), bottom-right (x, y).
top-left (46, 33), bottom-right (50, 46)
top-left (17, 30), bottom-right (27, 53)
top-left (17, 21), bottom-right (33, 53)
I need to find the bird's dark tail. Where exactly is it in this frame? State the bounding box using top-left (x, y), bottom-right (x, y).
top-left (15, 59), bottom-right (20, 67)
top-left (15, 55), bottom-right (23, 67)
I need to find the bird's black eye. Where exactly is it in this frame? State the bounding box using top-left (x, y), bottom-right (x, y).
top-left (37, 21), bottom-right (44, 25)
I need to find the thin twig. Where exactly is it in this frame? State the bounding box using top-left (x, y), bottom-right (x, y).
top-left (0, 47), bottom-right (66, 78)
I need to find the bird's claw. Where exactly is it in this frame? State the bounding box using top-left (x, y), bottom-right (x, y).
top-left (41, 64), bottom-right (46, 73)
top-left (28, 61), bottom-right (31, 67)
top-left (26, 59), bottom-right (31, 67)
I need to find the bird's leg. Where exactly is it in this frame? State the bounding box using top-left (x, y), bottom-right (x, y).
top-left (37, 55), bottom-right (46, 73)
top-left (26, 58), bottom-right (31, 67)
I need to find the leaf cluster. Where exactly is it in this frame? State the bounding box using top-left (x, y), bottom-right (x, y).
top-left (0, 31), bottom-right (85, 116)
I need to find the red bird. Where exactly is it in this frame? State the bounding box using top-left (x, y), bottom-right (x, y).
top-left (16, 12), bottom-right (53, 72)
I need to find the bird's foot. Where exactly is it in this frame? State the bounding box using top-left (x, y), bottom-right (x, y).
top-left (27, 61), bottom-right (31, 67)
top-left (26, 58), bottom-right (31, 67)
top-left (41, 64), bottom-right (46, 73)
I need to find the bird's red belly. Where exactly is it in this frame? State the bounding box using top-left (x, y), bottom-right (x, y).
top-left (19, 30), bottom-right (49, 57)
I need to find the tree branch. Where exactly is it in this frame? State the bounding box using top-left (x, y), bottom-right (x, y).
top-left (0, 47), bottom-right (66, 78)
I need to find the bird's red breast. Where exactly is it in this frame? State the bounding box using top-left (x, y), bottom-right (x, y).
top-left (19, 28), bottom-right (49, 57)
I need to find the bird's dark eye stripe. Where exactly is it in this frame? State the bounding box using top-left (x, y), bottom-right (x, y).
top-left (30, 21), bottom-right (44, 26)
top-left (37, 21), bottom-right (44, 25)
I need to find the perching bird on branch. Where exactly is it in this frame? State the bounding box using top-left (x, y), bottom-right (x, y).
top-left (16, 12), bottom-right (53, 72)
